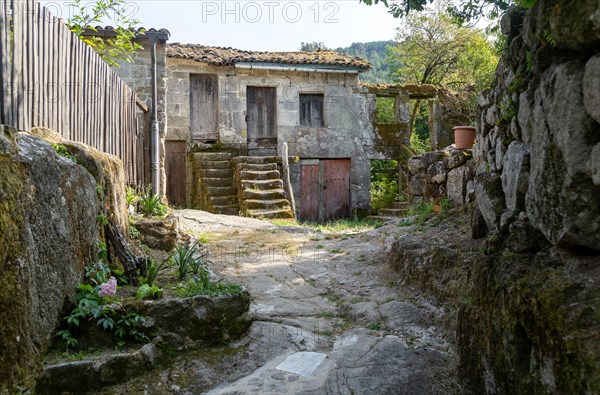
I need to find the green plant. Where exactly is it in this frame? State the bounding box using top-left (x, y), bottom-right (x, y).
top-left (302, 218), bottom-right (384, 232)
top-left (367, 323), bottom-right (381, 330)
top-left (316, 311), bottom-right (336, 319)
top-left (55, 262), bottom-right (149, 352)
top-left (96, 212), bottom-right (108, 227)
top-left (411, 133), bottom-right (431, 154)
top-left (174, 278), bottom-right (243, 298)
top-left (144, 259), bottom-right (168, 287)
top-left (440, 198), bottom-right (453, 211)
top-left (169, 240), bottom-right (206, 280)
top-left (52, 143), bottom-right (77, 162)
top-left (126, 186), bottom-right (141, 207)
top-left (408, 201), bottom-right (434, 216)
top-left (67, 0), bottom-right (143, 67)
top-left (371, 159), bottom-right (400, 212)
top-left (85, 261), bottom-right (111, 286)
top-left (136, 284), bottom-right (164, 300)
top-left (139, 186), bottom-right (168, 217)
top-left (543, 29), bottom-right (555, 47)
top-left (525, 51), bottom-right (533, 72)
top-left (129, 225), bottom-right (140, 239)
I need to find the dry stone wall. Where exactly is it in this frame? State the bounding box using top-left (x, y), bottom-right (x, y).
top-left (475, 0), bottom-right (600, 250)
top-left (407, 146), bottom-right (475, 207)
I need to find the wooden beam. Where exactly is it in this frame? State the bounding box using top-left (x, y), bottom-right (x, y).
top-left (136, 96), bottom-right (149, 113)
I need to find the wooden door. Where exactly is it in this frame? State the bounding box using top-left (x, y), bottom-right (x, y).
top-left (300, 162), bottom-right (320, 222)
top-left (322, 159), bottom-right (351, 221)
top-left (190, 74), bottom-right (218, 142)
top-left (165, 141), bottom-right (187, 206)
top-left (246, 86), bottom-right (277, 155)
top-left (299, 159), bottom-right (350, 222)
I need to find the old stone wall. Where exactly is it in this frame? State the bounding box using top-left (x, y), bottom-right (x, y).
top-left (407, 147), bottom-right (475, 207)
top-left (166, 59), bottom-right (388, 214)
top-left (460, 0), bottom-right (600, 393)
top-left (475, 1), bottom-right (600, 248)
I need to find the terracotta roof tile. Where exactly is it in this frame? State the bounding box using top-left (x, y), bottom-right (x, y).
top-left (166, 43), bottom-right (370, 69)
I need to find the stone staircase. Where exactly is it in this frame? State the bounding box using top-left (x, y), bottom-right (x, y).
top-left (233, 157), bottom-right (294, 220)
top-left (192, 152), bottom-right (239, 215)
top-left (378, 201), bottom-right (410, 217)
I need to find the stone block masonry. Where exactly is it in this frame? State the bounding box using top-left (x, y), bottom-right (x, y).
top-left (407, 146), bottom-right (475, 207)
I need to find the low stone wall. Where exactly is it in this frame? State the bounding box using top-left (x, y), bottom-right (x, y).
top-left (407, 146), bottom-right (475, 207)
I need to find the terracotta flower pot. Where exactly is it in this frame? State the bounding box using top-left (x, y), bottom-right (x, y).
top-left (453, 126), bottom-right (476, 149)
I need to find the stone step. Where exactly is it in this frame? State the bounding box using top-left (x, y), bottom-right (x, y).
top-left (198, 160), bottom-right (231, 169)
top-left (378, 208), bottom-right (408, 217)
top-left (213, 205), bottom-right (240, 216)
top-left (208, 195), bottom-right (238, 206)
top-left (236, 162), bottom-right (278, 172)
top-left (193, 152), bottom-right (232, 161)
top-left (391, 201), bottom-right (410, 210)
top-left (238, 170), bottom-right (280, 181)
top-left (232, 156), bottom-right (282, 166)
top-left (202, 177), bottom-right (235, 187)
top-left (240, 179), bottom-right (284, 191)
top-left (241, 198), bottom-right (291, 211)
top-left (203, 186), bottom-right (236, 196)
top-left (244, 208), bottom-right (294, 219)
top-left (242, 188), bottom-right (287, 200)
top-left (201, 168), bottom-right (233, 178)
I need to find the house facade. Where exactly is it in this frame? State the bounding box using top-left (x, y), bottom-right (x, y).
top-left (163, 44), bottom-right (414, 220)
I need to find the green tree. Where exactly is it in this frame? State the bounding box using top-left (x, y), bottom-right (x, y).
top-left (335, 41), bottom-right (396, 83)
top-left (67, 0), bottom-right (143, 67)
top-left (388, 10), bottom-right (498, 91)
top-left (360, 0), bottom-right (536, 21)
top-left (388, 8), bottom-right (498, 144)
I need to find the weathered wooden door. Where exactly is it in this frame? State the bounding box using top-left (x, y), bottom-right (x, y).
top-left (299, 159), bottom-right (351, 222)
top-left (190, 74), bottom-right (218, 142)
top-left (322, 159), bottom-right (351, 221)
top-left (165, 141), bottom-right (187, 206)
top-left (246, 86), bottom-right (277, 155)
top-left (300, 161), bottom-right (320, 222)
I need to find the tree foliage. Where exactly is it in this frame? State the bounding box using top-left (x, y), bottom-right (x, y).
top-left (388, 8), bottom-right (498, 91)
top-left (67, 0), bottom-right (143, 67)
top-left (360, 0), bottom-right (536, 21)
top-left (387, 7), bottom-right (499, 142)
top-left (335, 41), bottom-right (396, 83)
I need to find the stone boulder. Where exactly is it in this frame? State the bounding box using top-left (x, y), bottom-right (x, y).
top-left (134, 216), bottom-right (179, 251)
top-left (132, 292), bottom-right (253, 349)
top-left (0, 126), bottom-right (99, 392)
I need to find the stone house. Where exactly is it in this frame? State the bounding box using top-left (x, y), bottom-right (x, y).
top-left (162, 44), bottom-right (414, 221)
top-left (103, 33), bottom-right (457, 221)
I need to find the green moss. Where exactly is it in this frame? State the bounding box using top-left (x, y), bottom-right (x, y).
top-left (0, 154), bottom-right (31, 391)
top-left (459, 252), bottom-right (600, 394)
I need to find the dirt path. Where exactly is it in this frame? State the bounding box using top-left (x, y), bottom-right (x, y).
top-left (104, 209), bottom-right (460, 394)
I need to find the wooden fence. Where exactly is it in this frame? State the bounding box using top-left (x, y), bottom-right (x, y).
top-left (0, 0), bottom-right (143, 185)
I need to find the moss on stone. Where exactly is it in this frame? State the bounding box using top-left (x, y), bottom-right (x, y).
top-left (0, 148), bottom-right (30, 392)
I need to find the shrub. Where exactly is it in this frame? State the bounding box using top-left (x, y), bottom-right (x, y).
top-left (139, 186), bottom-right (168, 217)
top-left (136, 284), bottom-right (163, 300)
top-left (169, 240), bottom-right (206, 280)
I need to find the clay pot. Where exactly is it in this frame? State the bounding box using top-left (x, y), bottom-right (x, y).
top-left (453, 126), bottom-right (476, 149)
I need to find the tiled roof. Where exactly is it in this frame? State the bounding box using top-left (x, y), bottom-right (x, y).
top-left (166, 43), bottom-right (370, 69)
top-left (82, 26), bottom-right (171, 41)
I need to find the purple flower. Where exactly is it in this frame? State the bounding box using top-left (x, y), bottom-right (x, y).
top-left (99, 276), bottom-right (117, 297)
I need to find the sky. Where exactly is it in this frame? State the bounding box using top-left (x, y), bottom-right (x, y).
top-left (40, 0), bottom-right (401, 51)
